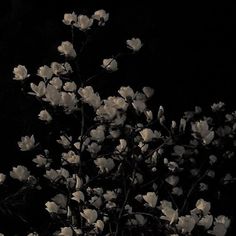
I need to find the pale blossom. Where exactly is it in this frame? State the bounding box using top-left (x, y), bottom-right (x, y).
top-left (94, 220), bottom-right (105, 232)
top-left (143, 192), bottom-right (158, 208)
top-left (101, 58), bottom-right (118, 72)
top-left (59, 227), bottom-right (73, 236)
top-left (62, 12), bottom-right (77, 25)
top-left (62, 150), bottom-right (80, 164)
top-left (10, 165), bottom-right (30, 181)
top-left (165, 175), bottom-right (179, 186)
top-left (0, 173), bottom-right (6, 184)
top-left (142, 86), bottom-right (154, 98)
top-left (80, 209), bottom-right (98, 224)
top-left (195, 199), bottom-right (211, 216)
top-left (57, 135), bottom-right (72, 148)
top-left (29, 81), bottom-right (46, 97)
top-left (45, 201), bottom-right (59, 213)
top-left (92, 9), bottom-right (109, 25)
top-left (198, 214), bottom-right (213, 229)
top-left (32, 154), bottom-right (47, 167)
top-left (126, 38), bottom-right (142, 52)
top-left (140, 128), bottom-right (155, 142)
top-left (37, 65), bottom-right (53, 80)
top-left (58, 41), bottom-right (76, 58)
top-left (118, 86), bottom-right (135, 100)
top-left (18, 135), bottom-right (35, 151)
top-left (94, 157), bottom-right (115, 173)
top-left (63, 81), bottom-right (77, 92)
top-left (71, 191), bottom-right (85, 203)
top-left (90, 125), bottom-right (105, 142)
top-left (13, 65), bottom-right (29, 80)
top-left (74, 15), bottom-right (93, 31)
top-left (44, 84), bottom-right (61, 106)
top-left (49, 77), bottom-right (63, 90)
top-left (38, 110), bottom-right (52, 122)
top-left (176, 215), bottom-right (196, 234)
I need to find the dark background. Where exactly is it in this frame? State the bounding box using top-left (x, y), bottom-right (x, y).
top-left (0, 0), bottom-right (235, 235)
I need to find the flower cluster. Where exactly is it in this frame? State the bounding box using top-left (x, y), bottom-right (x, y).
top-left (0, 8), bottom-right (235, 236)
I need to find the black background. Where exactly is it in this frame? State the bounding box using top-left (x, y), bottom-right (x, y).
top-left (0, 0), bottom-right (235, 235)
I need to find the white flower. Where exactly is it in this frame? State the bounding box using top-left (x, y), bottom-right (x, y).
top-left (57, 135), bottom-right (72, 148)
top-left (63, 81), bottom-right (77, 92)
top-left (198, 215), bottom-right (213, 229)
top-left (195, 199), bottom-right (211, 216)
top-left (60, 92), bottom-right (78, 111)
top-left (50, 77), bottom-right (63, 90)
top-left (118, 86), bottom-right (135, 100)
top-left (176, 215), bottom-right (196, 234)
top-left (142, 86), bottom-right (154, 98)
top-left (74, 15), bottom-right (93, 31)
top-left (51, 62), bottom-right (67, 75)
top-left (143, 192), bottom-right (158, 208)
top-left (135, 214), bottom-right (147, 226)
top-left (105, 96), bottom-right (128, 110)
top-left (165, 175), bottom-right (179, 186)
top-left (172, 187), bottom-right (183, 196)
top-left (211, 101), bottom-right (225, 112)
top-left (18, 135), bottom-right (35, 151)
top-left (90, 125), bottom-right (105, 143)
top-left (71, 191), bottom-right (85, 203)
top-left (101, 58), bottom-right (118, 71)
top-left (27, 233), bottom-right (38, 236)
top-left (208, 223), bottom-right (228, 236)
top-left (59, 227), bottom-right (73, 236)
top-left (10, 165), bottom-right (30, 181)
top-left (160, 202), bottom-right (178, 224)
top-left (132, 100), bottom-right (146, 113)
top-left (96, 104), bottom-right (117, 120)
top-left (44, 84), bottom-right (61, 106)
top-left (80, 209), bottom-right (98, 224)
top-left (44, 169), bottom-right (59, 182)
top-left (37, 65), bottom-right (53, 80)
top-left (52, 194), bottom-right (67, 209)
top-left (58, 41), bottom-right (76, 58)
top-left (32, 154), bottom-right (47, 167)
top-left (89, 196), bottom-right (103, 209)
top-left (38, 110), bottom-right (52, 122)
top-left (13, 65), bottom-right (29, 80)
top-left (45, 201), bottom-right (59, 213)
top-left (94, 220), bottom-right (104, 232)
top-left (92, 9), bottom-right (109, 25)
top-left (103, 190), bottom-right (117, 201)
top-left (62, 12), bottom-right (77, 25)
top-left (116, 139), bottom-right (127, 153)
top-left (62, 150), bottom-right (80, 165)
top-left (192, 120), bottom-right (214, 144)
top-left (78, 86), bottom-right (101, 109)
top-left (94, 157), bottom-right (115, 173)
top-left (0, 173), bottom-right (6, 184)
top-left (29, 81), bottom-right (46, 97)
top-left (215, 215), bottom-right (231, 229)
top-left (126, 38), bottom-right (142, 52)
top-left (140, 128), bottom-right (155, 142)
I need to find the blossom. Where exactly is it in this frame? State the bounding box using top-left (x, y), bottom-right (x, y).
top-left (45, 201), bottom-right (59, 213)
top-left (18, 135), bottom-right (35, 151)
top-left (103, 190), bottom-right (117, 201)
top-left (118, 86), bottom-right (135, 100)
top-left (13, 65), bottom-right (29, 80)
top-left (63, 81), bottom-right (77, 92)
top-left (208, 216), bottom-right (231, 236)
top-left (62, 150), bottom-right (80, 165)
top-left (62, 12), bottom-right (77, 26)
top-left (165, 175), bottom-right (179, 186)
top-left (192, 120), bottom-right (214, 144)
top-left (92, 9), bottom-right (109, 25)
top-left (44, 84), bottom-right (61, 106)
top-left (142, 86), bottom-right (154, 98)
top-left (10, 165), bottom-right (30, 181)
top-left (101, 58), bottom-right (118, 72)
top-left (94, 220), bottom-right (105, 232)
top-left (71, 191), bottom-right (85, 203)
top-left (80, 209), bottom-right (98, 224)
top-left (198, 214), bottom-right (213, 229)
top-left (90, 125), bottom-right (105, 142)
top-left (57, 135), bottom-right (72, 148)
top-left (140, 128), bottom-right (155, 142)
top-left (59, 227), bottom-right (73, 236)
top-left (160, 201), bottom-right (178, 224)
top-left (0, 173), bottom-right (6, 184)
top-left (176, 215), bottom-right (196, 234)
top-left (58, 41), bottom-right (76, 58)
top-left (74, 15), bottom-right (93, 31)
top-left (94, 157), bottom-right (115, 173)
top-left (116, 139), bottom-right (127, 153)
top-left (32, 154), bottom-right (47, 167)
top-left (143, 192), bottom-right (158, 208)
top-left (50, 77), bottom-right (63, 90)
top-left (38, 110), bottom-right (52, 122)
top-left (29, 81), bottom-right (46, 97)
top-left (52, 194), bottom-right (67, 209)
top-left (37, 65), bottom-right (53, 80)
top-left (195, 199), bottom-right (211, 216)
top-left (126, 38), bottom-right (142, 52)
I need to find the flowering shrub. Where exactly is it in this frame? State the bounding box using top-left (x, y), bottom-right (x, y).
top-left (0, 8), bottom-right (235, 236)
